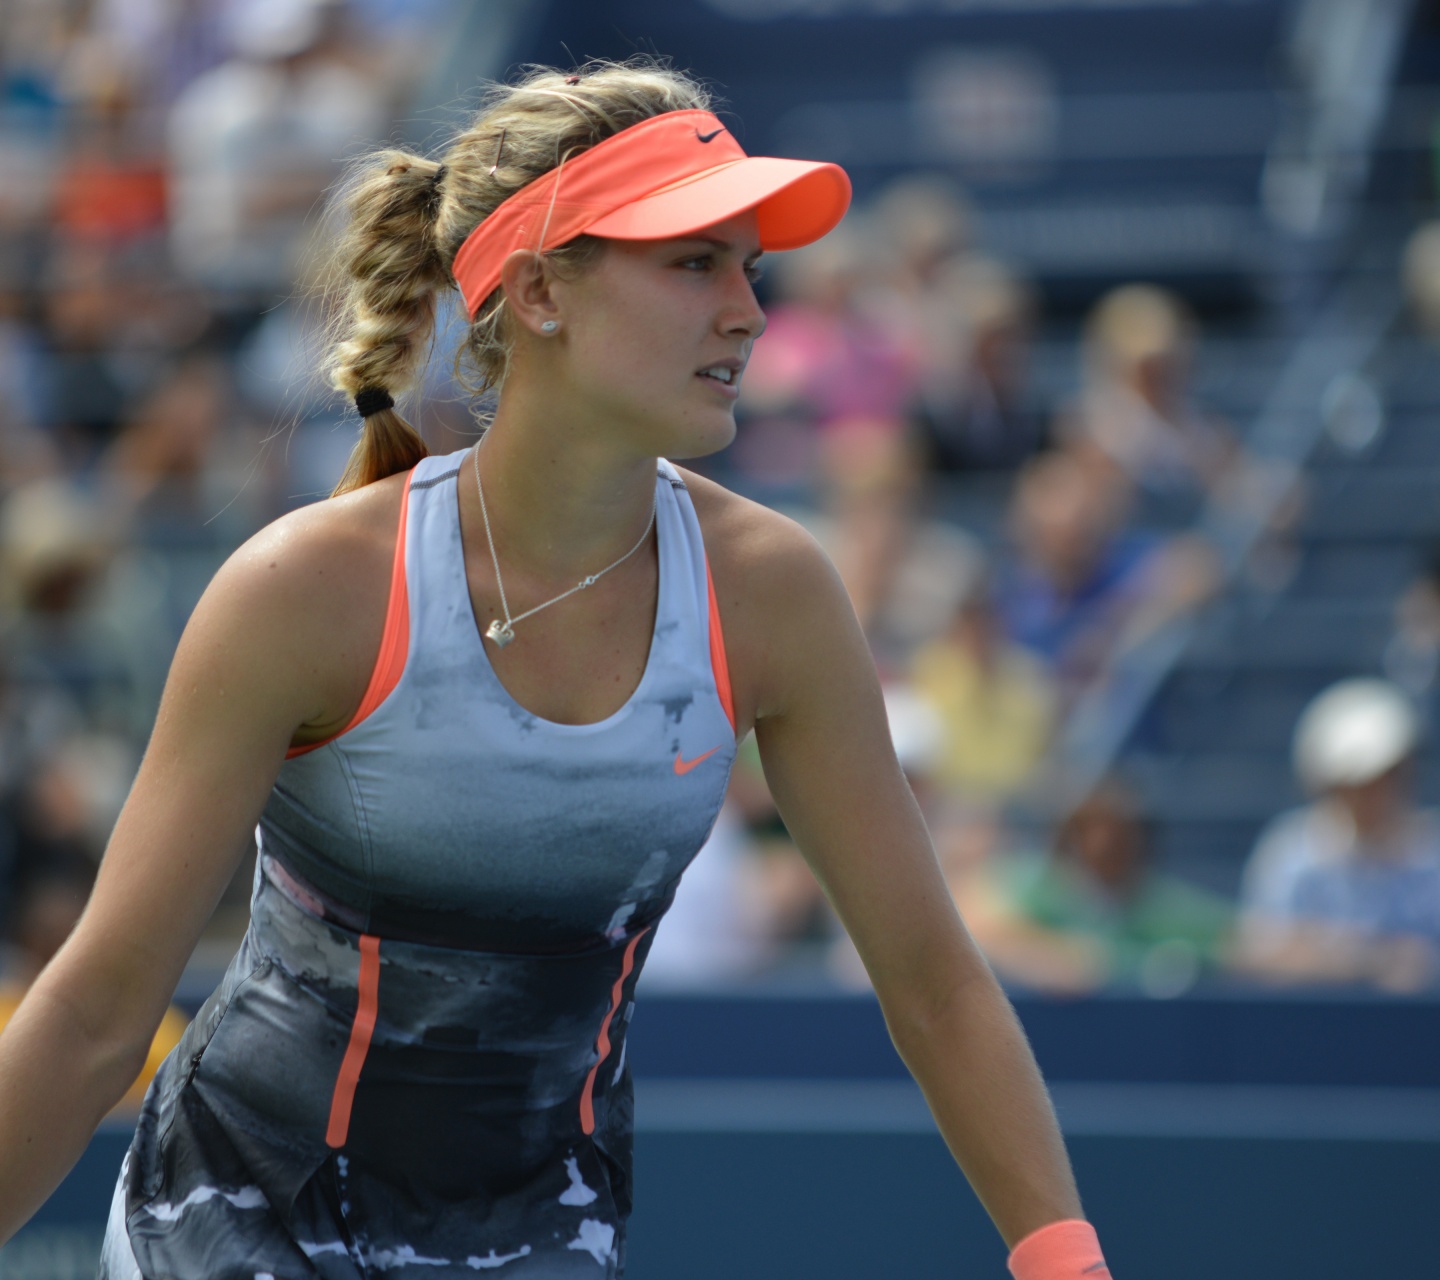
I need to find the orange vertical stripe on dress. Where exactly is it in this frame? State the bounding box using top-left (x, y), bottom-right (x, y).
top-left (579, 927), bottom-right (650, 1136)
top-left (326, 933), bottom-right (381, 1149)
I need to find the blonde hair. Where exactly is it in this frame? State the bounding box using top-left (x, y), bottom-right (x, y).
top-left (320, 58), bottom-right (714, 495)
top-left (1083, 283), bottom-right (1194, 379)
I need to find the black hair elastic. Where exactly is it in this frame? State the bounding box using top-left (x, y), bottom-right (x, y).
top-left (431, 164), bottom-right (448, 188)
top-left (355, 387), bottom-right (394, 418)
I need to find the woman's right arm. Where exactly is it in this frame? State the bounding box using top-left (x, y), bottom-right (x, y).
top-left (0, 489), bottom-right (393, 1242)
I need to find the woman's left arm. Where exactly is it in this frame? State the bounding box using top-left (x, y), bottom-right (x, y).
top-left (743, 520), bottom-right (1087, 1253)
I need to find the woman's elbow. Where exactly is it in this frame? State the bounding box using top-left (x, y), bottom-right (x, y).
top-left (869, 928), bottom-right (1001, 1048)
top-left (25, 957), bottom-right (174, 1099)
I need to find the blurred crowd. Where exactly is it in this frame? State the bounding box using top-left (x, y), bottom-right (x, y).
top-left (651, 185), bottom-right (1440, 998)
top-left (1, 0), bottom-right (1439, 1043)
top-left (0, 0), bottom-right (451, 1027)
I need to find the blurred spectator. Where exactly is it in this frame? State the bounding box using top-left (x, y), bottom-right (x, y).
top-left (0, 0), bottom-right (432, 982)
top-left (234, 294), bottom-right (359, 497)
top-left (870, 172), bottom-right (976, 302)
top-left (866, 174), bottom-right (975, 371)
top-left (55, 0), bottom-right (231, 112)
top-left (911, 256), bottom-right (1048, 475)
top-left (1383, 549), bottom-right (1440, 713)
top-left (4, 731), bottom-right (135, 901)
top-left (99, 353), bottom-right (275, 726)
top-left (102, 350), bottom-right (271, 546)
top-left (37, 244), bottom-right (135, 465)
top-left (166, 0), bottom-right (388, 306)
top-left (864, 177), bottom-right (1049, 474)
top-left (1057, 284), bottom-right (1239, 521)
top-left (734, 223), bottom-right (915, 490)
top-left (1402, 220), bottom-right (1440, 340)
top-left (802, 422), bottom-right (982, 667)
top-left (104, 355), bottom-right (230, 515)
top-left (995, 448), bottom-right (1217, 699)
top-left (973, 778), bottom-right (1233, 997)
top-left (909, 574), bottom-right (1056, 806)
top-left (1236, 678), bottom-right (1440, 992)
top-left (0, 273), bottom-right (56, 488)
top-left (0, 723), bottom-right (134, 955)
top-left (1, 478), bottom-right (114, 626)
top-left (0, 870), bottom-right (93, 1007)
top-left (0, 477), bottom-right (143, 732)
top-left (52, 98), bottom-right (167, 250)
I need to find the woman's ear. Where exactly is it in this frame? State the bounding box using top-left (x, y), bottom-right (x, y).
top-left (500, 249), bottom-right (562, 337)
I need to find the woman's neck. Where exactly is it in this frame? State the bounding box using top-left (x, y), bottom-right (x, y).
top-left (468, 389), bottom-right (658, 587)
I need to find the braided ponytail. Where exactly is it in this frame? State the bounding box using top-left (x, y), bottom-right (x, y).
top-left (325, 154), bottom-right (448, 495)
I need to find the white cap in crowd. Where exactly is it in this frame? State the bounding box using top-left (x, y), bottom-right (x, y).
top-left (1293, 678), bottom-right (1419, 793)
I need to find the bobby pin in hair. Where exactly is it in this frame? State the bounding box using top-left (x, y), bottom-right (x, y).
top-left (489, 128), bottom-right (507, 176)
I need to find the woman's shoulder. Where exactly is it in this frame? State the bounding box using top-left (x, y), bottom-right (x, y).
top-left (673, 466), bottom-right (833, 592)
top-left (673, 466), bottom-right (856, 730)
top-left (194, 472), bottom-right (409, 700)
top-left (223, 471), bottom-right (407, 601)
top-left (135, 469), bottom-right (412, 761)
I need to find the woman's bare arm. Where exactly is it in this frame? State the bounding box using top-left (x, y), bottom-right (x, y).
top-left (720, 506), bottom-right (1084, 1248)
top-left (0, 483), bottom-right (397, 1243)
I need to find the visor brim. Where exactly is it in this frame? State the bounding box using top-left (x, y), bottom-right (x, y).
top-left (584, 156), bottom-right (851, 251)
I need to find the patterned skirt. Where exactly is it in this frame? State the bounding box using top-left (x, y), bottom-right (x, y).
top-left (101, 861), bottom-right (654, 1279)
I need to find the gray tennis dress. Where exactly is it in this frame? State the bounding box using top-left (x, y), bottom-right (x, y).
top-left (99, 448), bottom-right (737, 1279)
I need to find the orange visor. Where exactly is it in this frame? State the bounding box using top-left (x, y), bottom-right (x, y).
top-left (451, 109), bottom-right (851, 319)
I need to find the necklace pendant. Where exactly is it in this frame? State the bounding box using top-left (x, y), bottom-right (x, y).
top-left (485, 619), bottom-right (516, 648)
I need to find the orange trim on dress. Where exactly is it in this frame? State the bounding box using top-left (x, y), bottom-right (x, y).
top-left (326, 932), bottom-right (381, 1149)
top-left (705, 560), bottom-right (735, 732)
top-left (579, 926), bottom-right (650, 1136)
top-left (287, 472), bottom-right (414, 759)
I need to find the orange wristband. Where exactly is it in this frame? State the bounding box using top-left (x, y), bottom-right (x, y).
top-left (1007, 1219), bottom-right (1110, 1279)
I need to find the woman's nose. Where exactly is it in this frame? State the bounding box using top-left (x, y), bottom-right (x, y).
top-left (722, 272), bottom-right (766, 340)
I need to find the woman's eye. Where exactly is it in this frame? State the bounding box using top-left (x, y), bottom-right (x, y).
top-left (745, 263), bottom-right (765, 284)
top-left (680, 256), bottom-right (713, 271)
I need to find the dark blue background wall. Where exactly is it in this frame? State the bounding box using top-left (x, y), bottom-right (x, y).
top-left (7, 993), bottom-right (1436, 1279)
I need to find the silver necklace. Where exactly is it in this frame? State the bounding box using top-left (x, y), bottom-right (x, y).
top-left (471, 441), bottom-right (656, 649)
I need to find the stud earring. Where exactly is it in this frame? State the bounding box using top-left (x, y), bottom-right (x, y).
top-left (540, 320), bottom-right (559, 334)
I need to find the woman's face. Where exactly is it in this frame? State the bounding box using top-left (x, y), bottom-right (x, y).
top-left (549, 210), bottom-right (767, 459)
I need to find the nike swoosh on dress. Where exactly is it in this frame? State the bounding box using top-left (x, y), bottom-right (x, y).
top-left (674, 746), bottom-right (722, 775)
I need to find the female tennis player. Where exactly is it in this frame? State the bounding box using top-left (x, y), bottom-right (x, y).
top-left (0, 61), bottom-right (1109, 1279)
